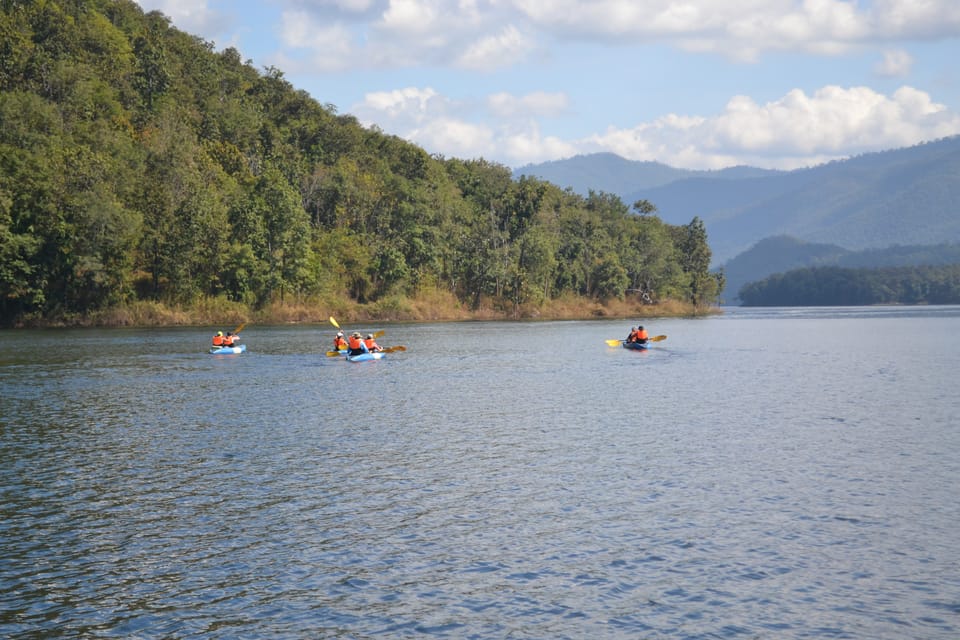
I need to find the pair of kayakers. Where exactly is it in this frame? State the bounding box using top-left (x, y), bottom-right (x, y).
top-left (626, 325), bottom-right (649, 345)
top-left (212, 331), bottom-right (240, 348)
top-left (342, 331), bottom-right (382, 355)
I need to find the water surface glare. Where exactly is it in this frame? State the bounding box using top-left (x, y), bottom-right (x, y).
top-left (2, 307), bottom-right (959, 638)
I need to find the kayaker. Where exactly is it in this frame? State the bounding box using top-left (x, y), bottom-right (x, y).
top-left (346, 331), bottom-right (368, 356)
top-left (364, 333), bottom-right (383, 352)
top-left (212, 331), bottom-right (226, 347)
top-left (627, 325), bottom-right (649, 345)
top-left (333, 331), bottom-right (347, 351)
top-left (224, 332), bottom-right (239, 347)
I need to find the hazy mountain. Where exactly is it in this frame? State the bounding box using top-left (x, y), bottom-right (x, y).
top-left (514, 137), bottom-right (960, 267)
top-left (514, 153), bottom-right (778, 200)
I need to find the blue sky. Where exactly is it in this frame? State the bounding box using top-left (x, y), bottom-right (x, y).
top-left (133, 0), bottom-right (960, 171)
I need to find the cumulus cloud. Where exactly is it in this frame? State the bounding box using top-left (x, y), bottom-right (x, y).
top-left (510, 0), bottom-right (960, 60)
top-left (457, 25), bottom-right (535, 71)
top-left (140, 0), bottom-right (960, 70)
top-left (132, 0), bottom-right (222, 34)
top-left (584, 85), bottom-right (960, 169)
top-left (136, 0), bottom-right (960, 170)
top-left (354, 84), bottom-right (960, 169)
top-left (875, 49), bottom-right (914, 77)
top-left (352, 87), bottom-right (578, 164)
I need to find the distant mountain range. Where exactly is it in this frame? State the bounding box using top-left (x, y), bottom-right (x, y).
top-left (514, 136), bottom-right (960, 276)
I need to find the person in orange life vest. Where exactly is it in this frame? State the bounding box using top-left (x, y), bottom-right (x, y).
top-left (224, 331), bottom-right (239, 347)
top-left (333, 331), bottom-right (347, 351)
top-left (364, 333), bottom-right (383, 352)
top-left (346, 331), bottom-right (368, 356)
top-left (632, 325), bottom-right (649, 344)
top-left (212, 331), bottom-right (226, 347)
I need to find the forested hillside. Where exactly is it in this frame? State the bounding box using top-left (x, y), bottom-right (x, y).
top-left (721, 236), bottom-right (960, 303)
top-left (739, 264), bottom-right (960, 306)
top-left (0, 0), bottom-right (720, 327)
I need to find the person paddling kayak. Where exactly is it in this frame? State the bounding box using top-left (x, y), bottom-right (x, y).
top-left (346, 331), bottom-right (369, 356)
top-left (625, 325), bottom-right (649, 345)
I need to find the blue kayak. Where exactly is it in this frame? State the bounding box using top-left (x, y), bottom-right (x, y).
top-left (346, 351), bottom-right (385, 362)
top-left (622, 341), bottom-right (648, 351)
top-left (209, 344), bottom-right (246, 354)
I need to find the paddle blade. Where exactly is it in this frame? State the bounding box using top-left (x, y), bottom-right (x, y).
top-left (232, 322), bottom-right (246, 334)
top-left (374, 330), bottom-right (385, 339)
top-left (329, 316), bottom-right (340, 329)
top-left (383, 345), bottom-right (406, 353)
top-left (326, 350), bottom-right (343, 357)
top-left (605, 339), bottom-right (622, 346)
top-left (649, 335), bottom-right (667, 342)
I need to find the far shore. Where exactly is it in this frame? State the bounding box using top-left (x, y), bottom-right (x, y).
top-left (4, 293), bottom-right (721, 329)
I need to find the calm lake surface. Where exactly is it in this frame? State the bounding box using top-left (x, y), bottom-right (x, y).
top-left (2, 307), bottom-right (959, 639)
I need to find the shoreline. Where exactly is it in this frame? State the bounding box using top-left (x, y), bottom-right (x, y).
top-left (4, 295), bottom-right (721, 329)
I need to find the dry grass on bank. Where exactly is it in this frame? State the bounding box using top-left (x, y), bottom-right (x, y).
top-left (19, 292), bottom-right (718, 328)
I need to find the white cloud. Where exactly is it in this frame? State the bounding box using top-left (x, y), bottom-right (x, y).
top-left (486, 91), bottom-right (569, 118)
top-left (359, 87), bottom-right (445, 122)
top-left (132, 0), bottom-right (221, 34)
top-left (875, 49), bottom-right (914, 77)
top-left (394, 117), bottom-right (498, 161)
top-left (510, 0), bottom-right (960, 60)
top-left (354, 83), bottom-right (960, 170)
top-left (135, 1), bottom-right (960, 170)
top-left (456, 25), bottom-right (535, 71)
top-left (277, 12), bottom-right (356, 71)
top-left (352, 86), bottom-right (576, 164)
top-left (140, 0), bottom-right (960, 72)
top-left (585, 85), bottom-right (960, 169)
top-left (379, 0), bottom-right (442, 34)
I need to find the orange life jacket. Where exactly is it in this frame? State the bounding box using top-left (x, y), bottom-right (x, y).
top-left (212, 334), bottom-right (225, 346)
top-left (347, 335), bottom-right (363, 350)
top-left (364, 338), bottom-right (379, 350)
top-left (334, 336), bottom-right (347, 349)
top-left (637, 328), bottom-right (649, 341)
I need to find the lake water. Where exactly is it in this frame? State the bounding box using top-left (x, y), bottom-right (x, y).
top-left (2, 307), bottom-right (959, 638)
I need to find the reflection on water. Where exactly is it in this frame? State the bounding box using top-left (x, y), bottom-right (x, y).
top-left (2, 309), bottom-right (959, 638)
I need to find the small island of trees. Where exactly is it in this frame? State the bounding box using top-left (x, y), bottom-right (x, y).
top-left (739, 265), bottom-right (960, 306)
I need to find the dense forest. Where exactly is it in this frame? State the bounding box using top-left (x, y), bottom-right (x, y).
top-left (720, 236), bottom-right (960, 303)
top-left (739, 265), bottom-right (960, 306)
top-left (0, 0), bottom-right (721, 327)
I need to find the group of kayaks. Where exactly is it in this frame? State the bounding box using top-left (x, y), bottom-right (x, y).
top-left (210, 320), bottom-right (665, 358)
top-left (208, 317), bottom-right (405, 362)
top-left (209, 343), bottom-right (386, 361)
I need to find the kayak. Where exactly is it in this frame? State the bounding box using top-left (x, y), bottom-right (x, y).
top-left (622, 341), bottom-right (649, 351)
top-left (209, 344), bottom-right (246, 354)
top-left (346, 351), bottom-right (385, 362)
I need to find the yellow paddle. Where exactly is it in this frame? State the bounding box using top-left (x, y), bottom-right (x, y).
top-left (329, 316), bottom-right (384, 338)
